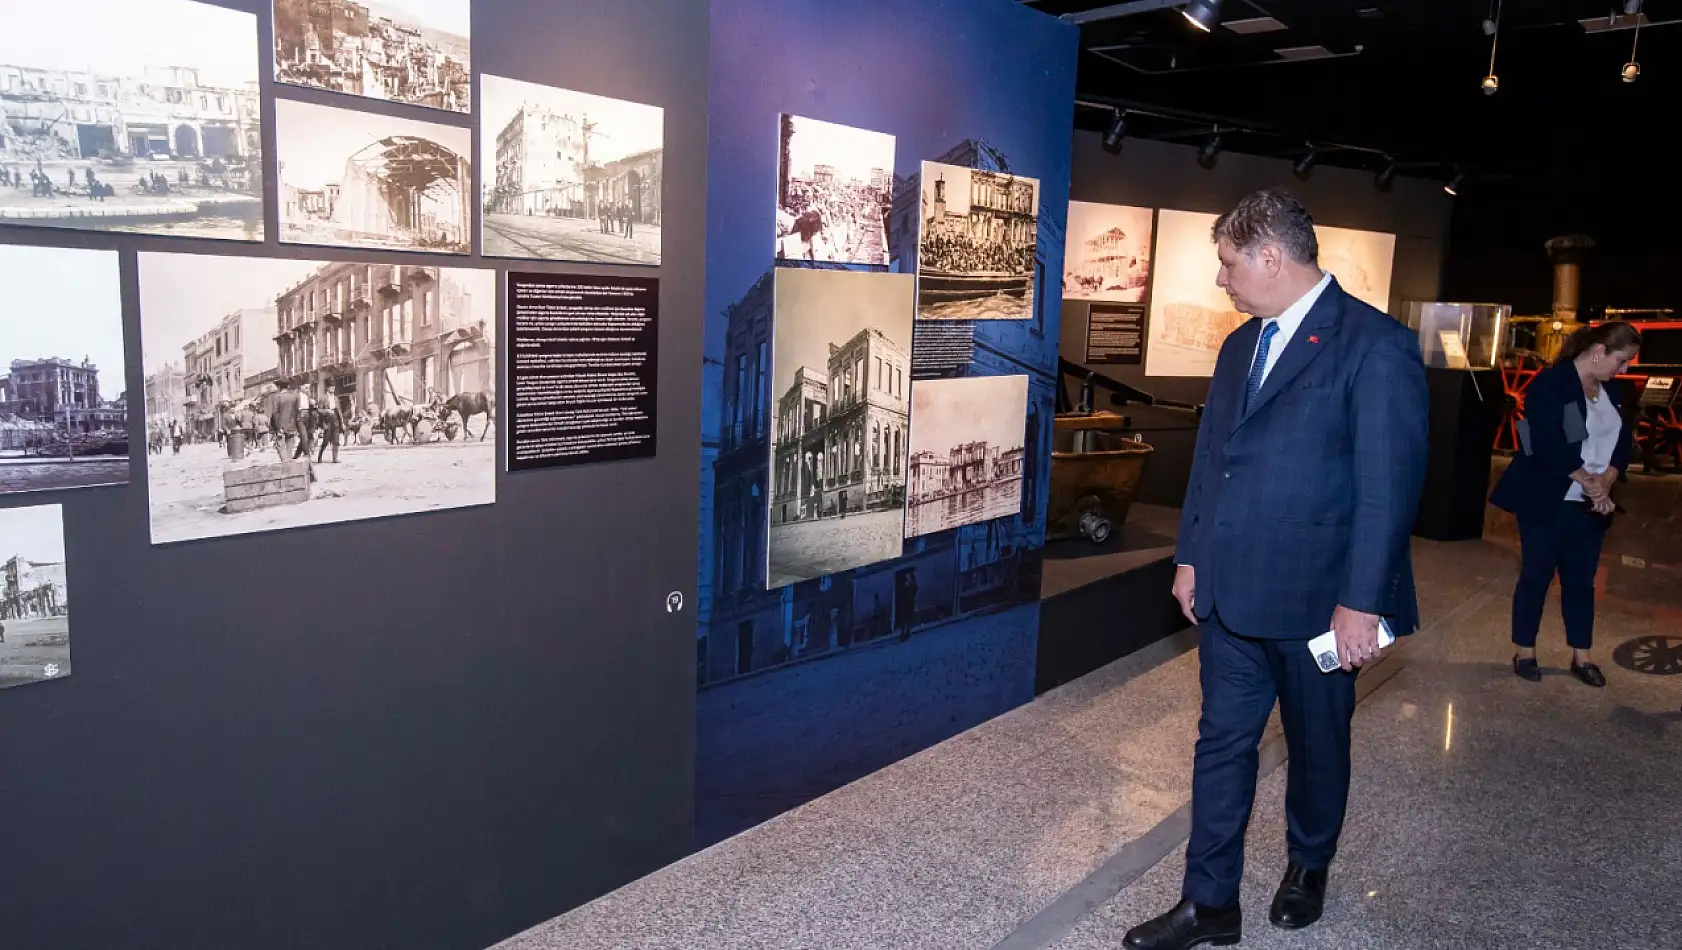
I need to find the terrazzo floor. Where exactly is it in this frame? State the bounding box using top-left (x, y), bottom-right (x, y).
top-left (492, 535), bottom-right (1682, 950)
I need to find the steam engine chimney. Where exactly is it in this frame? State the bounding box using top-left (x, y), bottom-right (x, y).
top-left (1543, 233), bottom-right (1595, 321)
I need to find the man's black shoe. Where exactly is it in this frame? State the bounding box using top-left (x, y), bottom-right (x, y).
top-left (1268, 863), bottom-right (1327, 929)
top-left (1123, 899), bottom-right (1241, 949)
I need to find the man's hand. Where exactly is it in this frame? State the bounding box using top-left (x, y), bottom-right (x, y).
top-left (1592, 494), bottom-right (1615, 516)
top-left (1172, 565), bottom-right (1197, 624)
top-left (1331, 605), bottom-right (1383, 672)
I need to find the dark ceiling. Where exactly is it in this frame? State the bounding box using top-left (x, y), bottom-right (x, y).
top-left (1039, 0), bottom-right (1680, 194)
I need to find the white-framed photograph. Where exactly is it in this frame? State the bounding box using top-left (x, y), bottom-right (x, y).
top-left (1064, 200), bottom-right (1154, 303)
top-left (273, 0), bottom-right (471, 114)
top-left (767, 269), bottom-right (914, 589)
top-left (0, 503), bottom-right (71, 689)
top-left (481, 74), bottom-right (663, 265)
top-left (275, 99), bottom-right (472, 255)
top-left (917, 161), bottom-right (1039, 320)
top-left (775, 115), bottom-right (894, 266)
top-left (138, 252), bottom-right (497, 545)
top-left (1, 243), bottom-right (131, 494)
top-left (0, 0), bottom-right (265, 241)
top-left (903, 375), bottom-right (1029, 538)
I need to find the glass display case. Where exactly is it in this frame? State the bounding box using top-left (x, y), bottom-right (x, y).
top-left (1404, 301), bottom-right (1511, 370)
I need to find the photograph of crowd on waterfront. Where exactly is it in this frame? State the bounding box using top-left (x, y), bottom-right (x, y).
top-left (480, 74), bottom-right (664, 265)
top-left (903, 375), bottom-right (1028, 538)
top-left (0, 503), bottom-right (71, 689)
top-left (138, 252), bottom-right (497, 545)
top-left (775, 115), bottom-right (893, 266)
top-left (1063, 200), bottom-right (1154, 303)
top-left (767, 269), bottom-right (914, 589)
top-left (274, 0), bottom-right (471, 114)
top-left (916, 161), bottom-right (1039, 320)
top-left (0, 0), bottom-right (264, 241)
top-left (275, 99), bottom-right (471, 254)
top-left (0, 245), bottom-right (130, 495)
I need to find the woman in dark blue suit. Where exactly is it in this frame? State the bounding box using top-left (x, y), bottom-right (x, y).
top-left (1490, 322), bottom-right (1642, 687)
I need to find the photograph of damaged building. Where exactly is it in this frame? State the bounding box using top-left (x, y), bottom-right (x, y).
top-left (0, 0), bottom-right (265, 241)
top-left (276, 98), bottom-right (471, 254)
top-left (273, 0), bottom-right (471, 114)
top-left (480, 73), bottom-right (663, 265)
top-left (138, 251), bottom-right (496, 545)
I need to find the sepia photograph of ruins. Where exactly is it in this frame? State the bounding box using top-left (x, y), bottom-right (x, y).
top-left (0, 244), bottom-right (131, 494)
top-left (276, 98), bottom-right (472, 255)
top-left (0, 0), bottom-right (265, 241)
top-left (273, 0), bottom-right (471, 114)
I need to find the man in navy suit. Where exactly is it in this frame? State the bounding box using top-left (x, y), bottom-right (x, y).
top-left (1126, 190), bottom-right (1429, 950)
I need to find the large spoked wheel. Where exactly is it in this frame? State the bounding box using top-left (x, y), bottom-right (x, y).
top-left (1495, 349), bottom-right (1549, 455)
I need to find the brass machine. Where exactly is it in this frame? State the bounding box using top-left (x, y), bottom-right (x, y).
top-left (1049, 359), bottom-right (1202, 543)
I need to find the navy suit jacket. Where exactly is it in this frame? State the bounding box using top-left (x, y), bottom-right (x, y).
top-left (1175, 278), bottom-right (1430, 639)
top-left (1488, 361), bottom-right (1632, 523)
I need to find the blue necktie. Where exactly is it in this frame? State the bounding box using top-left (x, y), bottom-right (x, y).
top-left (1244, 321), bottom-right (1280, 413)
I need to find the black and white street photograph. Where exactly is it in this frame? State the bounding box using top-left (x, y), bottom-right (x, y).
top-left (1063, 200), bottom-right (1154, 303)
top-left (481, 74), bottom-right (664, 266)
top-left (274, 0), bottom-right (471, 114)
top-left (0, 503), bottom-right (71, 689)
top-left (917, 161), bottom-right (1039, 320)
top-left (276, 99), bottom-right (472, 255)
top-left (768, 269), bottom-right (914, 589)
top-left (0, 0), bottom-right (265, 241)
top-left (775, 114), bottom-right (894, 266)
top-left (0, 244), bottom-right (130, 495)
top-left (138, 252), bottom-right (497, 545)
top-left (903, 374), bottom-right (1028, 538)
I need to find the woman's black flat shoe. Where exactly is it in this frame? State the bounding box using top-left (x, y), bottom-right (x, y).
top-left (1570, 662), bottom-right (1607, 688)
top-left (1513, 656), bottom-right (1542, 682)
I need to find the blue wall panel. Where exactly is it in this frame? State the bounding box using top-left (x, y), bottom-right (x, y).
top-left (697, 0), bottom-right (1077, 844)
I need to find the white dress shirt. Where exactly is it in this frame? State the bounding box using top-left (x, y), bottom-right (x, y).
top-left (1251, 271), bottom-right (1333, 385)
top-left (1565, 390), bottom-right (1622, 501)
top-left (1177, 272), bottom-right (1333, 571)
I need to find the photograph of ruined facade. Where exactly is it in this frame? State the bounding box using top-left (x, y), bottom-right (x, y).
top-left (903, 374), bottom-right (1028, 539)
top-left (480, 74), bottom-right (664, 265)
top-left (276, 98), bottom-right (471, 254)
top-left (916, 160), bottom-right (1039, 320)
top-left (0, 503), bottom-right (71, 689)
top-left (1145, 209), bottom-right (1247, 377)
top-left (0, 0), bottom-right (264, 241)
top-left (273, 0), bottom-right (471, 114)
top-left (775, 114), bottom-right (894, 266)
top-left (0, 244), bottom-right (130, 495)
top-left (767, 269), bottom-right (913, 589)
top-left (1062, 200), bottom-right (1154, 303)
top-left (138, 252), bottom-right (496, 545)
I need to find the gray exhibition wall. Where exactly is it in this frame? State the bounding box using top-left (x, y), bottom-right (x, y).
top-left (1062, 131), bottom-right (1453, 508)
top-left (0, 2), bottom-right (707, 949)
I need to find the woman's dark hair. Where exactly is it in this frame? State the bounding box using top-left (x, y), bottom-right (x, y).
top-left (1557, 321), bottom-right (1642, 365)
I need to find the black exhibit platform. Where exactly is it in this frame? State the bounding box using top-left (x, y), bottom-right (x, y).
top-left (1415, 367), bottom-right (1505, 542)
top-left (1036, 504), bottom-right (1191, 693)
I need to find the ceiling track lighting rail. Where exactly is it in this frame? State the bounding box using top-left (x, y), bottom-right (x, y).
top-left (1071, 96), bottom-right (1471, 193)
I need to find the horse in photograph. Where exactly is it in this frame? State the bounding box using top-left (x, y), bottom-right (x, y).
top-left (443, 391), bottom-right (495, 442)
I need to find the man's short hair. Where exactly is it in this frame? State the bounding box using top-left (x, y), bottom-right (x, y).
top-left (1211, 189), bottom-right (1319, 266)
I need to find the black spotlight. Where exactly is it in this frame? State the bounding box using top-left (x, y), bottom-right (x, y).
top-left (1375, 157), bottom-right (1398, 189)
top-left (1182, 0), bottom-right (1223, 33)
top-left (1293, 142), bottom-right (1318, 176)
top-left (1444, 167), bottom-right (1465, 196)
top-left (1198, 129), bottom-right (1223, 167)
top-left (1103, 109), bottom-right (1127, 151)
